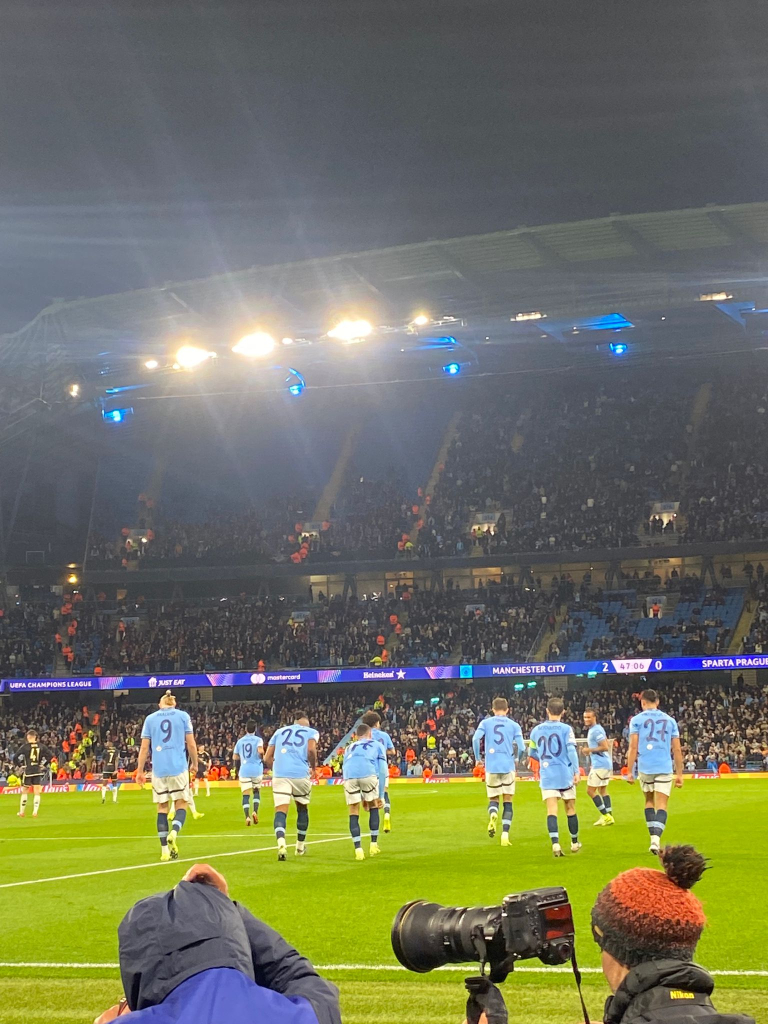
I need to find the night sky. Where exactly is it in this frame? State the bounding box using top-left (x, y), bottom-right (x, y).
top-left (1, 0), bottom-right (767, 329)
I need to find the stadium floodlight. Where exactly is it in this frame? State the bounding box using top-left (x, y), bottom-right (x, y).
top-left (67, 573), bottom-right (78, 585)
top-left (411, 313), bottom-right (430, 327)
top-left (232, 331), bottom-right (276, 358)
top-left (609, 342), bottom-right (628, 356)
top-left (699, 291), bottom-right (733, 302)
top-left (68, 383), bottom-right (80, 398)
top-left (175, 345), bottom-right (214, 369)
top-left (327, 319), bottom-right (373, 342)
top-left (281, 337), bottom-right (294, 345)
top-left (442, 361), bottom-right (461, 376)
top-left (144, 359), bottom-right (159, 370)
top-left (512, 311), bottom-right (545, 322)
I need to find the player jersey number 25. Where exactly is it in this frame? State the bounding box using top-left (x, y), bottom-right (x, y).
top-left (280, 727), bottom-right (309, 747)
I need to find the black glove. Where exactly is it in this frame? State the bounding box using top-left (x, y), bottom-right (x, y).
top-left (465, 976), bottom-right (508, 1024)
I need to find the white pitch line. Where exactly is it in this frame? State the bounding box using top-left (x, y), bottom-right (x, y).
top-left (0, 962), bottom-right (764, 977)
top-left (0, 832), bottom-right (350, 841)
top-left (0, 834), bottom-right (354, 889)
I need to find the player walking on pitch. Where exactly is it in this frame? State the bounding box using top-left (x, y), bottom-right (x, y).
top-left (194, 743), bottom-right (212, 798)
top-left (136, 691), bottom-right (198, 862)
top-left (472, 697), bottom-right (524, 846)
top-left (234, 720), bottom-right (265, 826)
top-left (583, 708), bottom-right (614, 826)
top-left (361, 710), bottom-right (395, 832)
top-left (15, 729), bottom-right (54, 818)
top-left (342, 722), bottom-right (387, 860)
top-left (101, 741), bottom-right (120, 804)
top-left (626, 688), bottom-right (683, 855)
top-left (264, 712), bottom-right (318, 862)
top-left (529, 697), bottom-right (581, 857)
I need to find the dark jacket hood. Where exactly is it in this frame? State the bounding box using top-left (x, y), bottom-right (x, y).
top-left (118, 881), bottom-right (255, 1011)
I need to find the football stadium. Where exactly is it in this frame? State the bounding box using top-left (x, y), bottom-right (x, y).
top-left (3, 6), bottom-right (768, 1021)
top-left (1, 201), bottom-right (767, 1024)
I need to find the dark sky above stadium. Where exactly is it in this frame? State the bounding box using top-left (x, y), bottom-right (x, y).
top-left (2, 0), bottom-right (767, 328)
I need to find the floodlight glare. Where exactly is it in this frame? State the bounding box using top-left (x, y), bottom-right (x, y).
top-left (176, 345), bottom-right (214, 369)
top-left (68, 383), bottom-right (80, 398)
top-left (327, 319), bottom-right (373, 342)
top-left (412, 314), bottom-right (430, 327)
top-left (144, 359), bottom-right (159, 370)
top-left (232, 331), bottom-right (276, 358)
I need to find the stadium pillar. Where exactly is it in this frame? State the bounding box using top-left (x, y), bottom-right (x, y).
top-left (701, 555), bottom-right (717, 587)
top-left (605, 560), bottom-right (622, 589)
top-left (342, 574), bottom-right (357, 600)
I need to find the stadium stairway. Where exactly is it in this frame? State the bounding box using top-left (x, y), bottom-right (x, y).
top-left (533, 605), bottom-right (567, 660)
top-left (312, 421), bottom-right (362, 523)
top-left (409, 410), bottom-right (462, 544)
top-left (729, 598), bottom-right (757, 653)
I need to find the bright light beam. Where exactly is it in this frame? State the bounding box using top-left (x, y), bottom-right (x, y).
top-left (232, 332), bottom-right (276, 358)
top-left (327, 319), bottom-right (372, 342)
top-left (175, 345), bottom-right (214, 369)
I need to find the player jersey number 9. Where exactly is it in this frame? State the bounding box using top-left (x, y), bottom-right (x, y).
top-left (537, 733), bottom-right (563, 758)
top-left (282, 727), bottom-right (307, 747)
top-left (243, 742), bottom-right (253, 758)
top-left (160, 720), bottom-right (173, 743)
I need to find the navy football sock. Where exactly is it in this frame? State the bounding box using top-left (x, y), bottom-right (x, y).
top-left (592, 794), bottom-right (607, 814)
top-left (502, 803), bottom-right (513, 834)
top-left (242, 793), bottom-right (251, 818)
top-left (297, 804), bottom-right (309, 843)
top-left (171, 808), bottom-right (186, 834)
top-left (274, 810), bottom-right (287, 841)
top-left (157, 812), bottom-right (169, 847)
top-left (547, 814), bottom-right (559, 845)
top-left (350, 813), bottom-right (362, 849)
top-left (369, 806), bottom-right (380, 842)
top-left (567, 813), bottom-right (579, 842)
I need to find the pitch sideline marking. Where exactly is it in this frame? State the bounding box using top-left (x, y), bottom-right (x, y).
top-left (0, 834), bottom-right (355, 889)
top-left (0, 962), bottom-right (764, 977)
top-left (0, 832), bottom-right (350, 841)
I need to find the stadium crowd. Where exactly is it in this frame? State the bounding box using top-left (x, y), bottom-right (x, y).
top-left (681, 379), bottom-right (768, 544)
top-left (2, 678), bottom-right (766, 784)
top-left (78, 372), bottom-right (768, 566)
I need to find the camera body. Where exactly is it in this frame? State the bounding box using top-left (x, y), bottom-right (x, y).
top-left (392, 886), bottom-right (575, 983)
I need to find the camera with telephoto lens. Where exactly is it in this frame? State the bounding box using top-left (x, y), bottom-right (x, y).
top-left (391, 886), bottom-right (575, 983)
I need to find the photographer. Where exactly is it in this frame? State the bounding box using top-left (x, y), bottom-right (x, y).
top-left (93, 863), bottom-right (340, 1024)
top-left (591, 845), bottom-right (754, 1024)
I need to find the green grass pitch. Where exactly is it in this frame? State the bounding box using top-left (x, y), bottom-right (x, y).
top-left (1, 779), bottom-right (766, 1024)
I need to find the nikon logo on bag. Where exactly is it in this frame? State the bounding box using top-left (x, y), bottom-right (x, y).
top-left (669, 990), bottom-right (695, 1000)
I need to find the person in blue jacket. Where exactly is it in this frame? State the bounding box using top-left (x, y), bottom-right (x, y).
top-left (93, 863), bottom-right (340, 1024)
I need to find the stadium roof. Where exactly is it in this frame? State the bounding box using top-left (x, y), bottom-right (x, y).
top-left (8, 201), bottom-right (768, 347)
top-left (1, 201), bottom-right (767, 443)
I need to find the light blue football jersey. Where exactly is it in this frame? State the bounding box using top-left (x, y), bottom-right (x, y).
top-left (587, 723), bottom-right (612, 771)
top-left (271, 723), bottom-right (319, 779)
top-left (529, 720), bottom-right (578, 791)
top-left (141, 707), bottom-right (193, 777)
top-left (472, 716), bottom-right (524, 774)
top-left (343, 738), bottom-right (386, 782)
top-left (371, 726), bottom-right (395, 754)
top-left (629, 708), bottom-right (679, 774)
top-left (234, 733), bottom-right (264, 779)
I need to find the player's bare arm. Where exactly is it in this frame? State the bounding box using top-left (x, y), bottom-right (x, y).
top-left (186, 733), bottom-right (198, 776)
top-left (307, 737), bottom-right (318, 771)
top-left (672, 736), bottom-right (684, 787)
top-left (135, 737), bottom-right (151, 786)
top-left (626, 733), bottom-right (638, 784)
top-left (263, 743), bottom-right (275, 770)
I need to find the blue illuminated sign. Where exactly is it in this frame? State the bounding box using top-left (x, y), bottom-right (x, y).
top-left (1, 654), bottom-right (764, 693)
